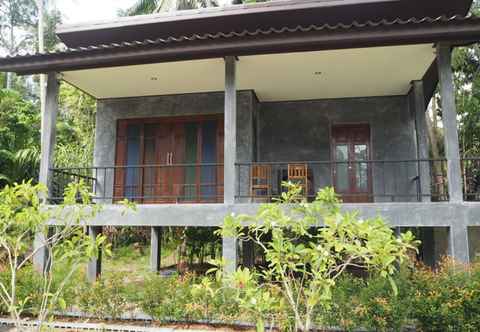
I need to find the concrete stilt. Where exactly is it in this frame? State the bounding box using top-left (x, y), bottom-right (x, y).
top-left (150, 227), bottom-right (162, 273)
top-left (87, 226), bottom-right (102, 282)
top-left (222, 236), bottom-right (237, 274)
top-left (448, 225), bottom-right (470, 264)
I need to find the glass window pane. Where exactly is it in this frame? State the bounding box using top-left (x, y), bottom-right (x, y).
top-left (354, 144), bottom-right (368, 191)
top-left (354, 144), bottom-right (367, 161)
top-left (335, 144), bottom-right (348, 161)
top-left (335, 144), bottom-right (349, 191)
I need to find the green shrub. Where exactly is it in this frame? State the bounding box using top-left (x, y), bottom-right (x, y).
top-left (140, 273), bottom-right (199, 322)
top-left (140, 273), bottom-right (244, 323)
top-left (76, 273), bottom-right (129, 320)
top-left (410, 258), bottom-right (480, 332)
top-left (324, 269), bottom-right (412, 332)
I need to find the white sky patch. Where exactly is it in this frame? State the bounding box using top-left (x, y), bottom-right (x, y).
top-left (56, 0), bottom-right (138, 24)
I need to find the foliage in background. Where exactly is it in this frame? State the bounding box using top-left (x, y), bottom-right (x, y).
top-left (0, 89), bottom-right (40, 185)
top-left (216, 184), bottom-right (417, 331)
top-left (56, 83), bottom-right (96, 168)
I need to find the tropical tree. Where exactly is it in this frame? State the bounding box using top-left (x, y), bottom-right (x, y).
top-left (216, 184), bottom-right (417, 331)
top-left (0, 0), bottom-right (37, 89)
top-left (123, 0), bottom-right (218, 15)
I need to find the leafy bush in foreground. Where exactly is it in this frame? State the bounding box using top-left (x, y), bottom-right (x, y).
top-left (410, 258), bottom-right (480, 332)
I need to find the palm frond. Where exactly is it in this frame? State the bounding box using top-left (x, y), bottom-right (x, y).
top-left (124, 0), bottom-right (162, 15)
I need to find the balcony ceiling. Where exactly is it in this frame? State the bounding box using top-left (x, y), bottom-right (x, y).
top-left (62, 44), bottom-right (436, 102)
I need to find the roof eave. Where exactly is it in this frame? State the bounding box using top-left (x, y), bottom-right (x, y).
top-left (2, 19), bottom-right (480, 75)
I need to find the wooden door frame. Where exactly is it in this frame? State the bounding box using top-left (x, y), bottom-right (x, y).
top-left (114, 114), bottom-right (224, 203)
top-left (330, 123), bottom-right (373, 202)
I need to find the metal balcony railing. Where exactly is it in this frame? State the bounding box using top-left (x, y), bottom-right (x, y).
top-left (50, 164), bottom-right (224, 204)
top-left (235, 159), bottom-right (449, 203)
top-left (48, 158), bottom-right (480, 204)
top-left (462, 158), bottom-right (480, 202)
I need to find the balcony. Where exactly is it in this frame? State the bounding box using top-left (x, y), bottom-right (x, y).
top-left (47, 158), bottom-right (480, 204)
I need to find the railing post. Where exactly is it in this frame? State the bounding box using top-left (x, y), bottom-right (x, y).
top-left (223, 56), bottom-right (238, 274)
top-left (34, 72), bottom-right (59, 273)
top-left (437, 44), bottom-right (463, 202)
top-left (412, 80), bottom-right (431, 202)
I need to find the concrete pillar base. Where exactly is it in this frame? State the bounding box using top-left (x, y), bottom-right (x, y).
top-left (33, 231), bottom-right (49, 274)
top-left (87, 226), bottom-right (102, 282)
top-left (222, 236), bottom-right (237, 274)
top-left (150, 227), bottom-right (162, 273)
top-left (448, 225), bottom-right (470, 264)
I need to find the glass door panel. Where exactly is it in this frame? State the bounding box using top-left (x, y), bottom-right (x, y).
top-left (125, 124), bottom-right (141, 201)
top-left (183, 122), bottom-right (198, 201)
top-left (335, 144), bottom-right (349, 192)
top-left (143, 124), bottom-right (157, 202)
top-left (354, 144), bottom-right (369, 192)
top-left (200, 121), bottom-right (218, 201)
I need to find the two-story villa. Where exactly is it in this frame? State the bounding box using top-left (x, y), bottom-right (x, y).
top-left (1, 0), bottom-right (480, 280)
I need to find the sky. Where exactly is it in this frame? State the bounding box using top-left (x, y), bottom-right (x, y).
top-left (56, 0), bottom-right (138, 24)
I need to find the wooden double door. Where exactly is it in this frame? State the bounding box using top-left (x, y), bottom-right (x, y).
top-left (114, 115), bottom-right (224, 203)
top-left (332, 124), bottom-right (372, 203)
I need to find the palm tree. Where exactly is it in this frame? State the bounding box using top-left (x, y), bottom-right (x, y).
top-left (124, 0), bottom-right (219, 15)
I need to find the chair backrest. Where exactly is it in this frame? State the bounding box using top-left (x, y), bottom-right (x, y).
top-left (288, 164), bottom-right (308, 179)
top-left (252, 165), bottom-right (270, 180)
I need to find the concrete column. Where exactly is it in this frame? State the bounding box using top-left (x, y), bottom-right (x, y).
top-left (412, 81), bottom-right (431, 202)
top-left (223, 236), bottom-right (237, 274)
top-left (448, 225), bottom-right (470, 264)
top-left (34, 72), bottom-right (59, 273)
top-left (223, 56), bottom-right (238, 274)
top-left (39, 72), bottom-right (60, 196)
top-left (437, 44), bottom-right (463, 202)
top-left (224, 56), bottom-right (237, 205)
top-left (33, 231), bottom-right (49, 274)
top-left (150, 227), bottom-right (162, 272)
top-left (87, 226), bottom-right (102, 282)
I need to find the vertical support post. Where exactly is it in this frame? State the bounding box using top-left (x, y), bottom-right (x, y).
top-left (39, 72), bottom-right (59, 196)
top-left (87, 226), bottom-right (102, 282)
top-left (448, 225), bottom-right (470, 264)
top-left (224, 56), bottom-right (237, 205)
top-left (150, 227), bottom-right (162, 273)
top-left (412, 80), bottom-right (431, 202)
top-left (437, 44), bottom-right (463, 202)
top-left (34, 72), bottom-right (59, 273)
top-left (223, 236), bottom-right (237, 274)
top-left (223, 56), bottom-right (238, 273)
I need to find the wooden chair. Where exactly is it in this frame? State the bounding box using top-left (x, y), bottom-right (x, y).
top-left (250, 164), bottom-right (272, 202)
top-left (288, 164), bottom-right (308, 199)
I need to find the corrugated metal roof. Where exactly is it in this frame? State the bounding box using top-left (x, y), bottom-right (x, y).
top-left (4, 15), bottom-right (478, 61)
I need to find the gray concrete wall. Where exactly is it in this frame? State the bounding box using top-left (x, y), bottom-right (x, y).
top-left (93, 91), bottom-right (256, 201)
top-left (257, 96), bottom-right (419, 202)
